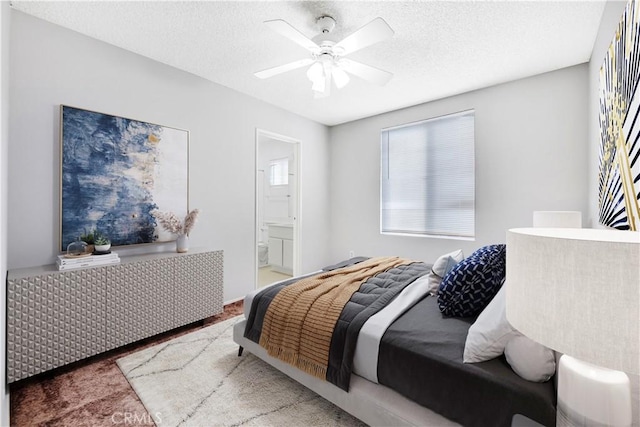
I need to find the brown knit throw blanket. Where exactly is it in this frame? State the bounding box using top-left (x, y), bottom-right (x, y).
top-left (259, 256), bottom-right (412, 380)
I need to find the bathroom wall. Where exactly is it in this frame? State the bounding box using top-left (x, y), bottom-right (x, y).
top-left (258, 137), bottom-right (296, 242)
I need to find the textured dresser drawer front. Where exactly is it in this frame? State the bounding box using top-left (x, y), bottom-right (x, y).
top-left (174, 251), bottom-right (224, 326)
top-left (7, 269), bottom-right (107, 383)
top-left (105, 259), bottom-right (174, 349)
top-left (6, 249), bottom-right (224, 383)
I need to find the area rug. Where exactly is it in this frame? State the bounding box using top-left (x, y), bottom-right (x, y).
top-left (117, 316), bottom-right (366, 427)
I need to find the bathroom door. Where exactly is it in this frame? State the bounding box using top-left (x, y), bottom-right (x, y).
top-left (255, 129), bottom-right (300, 288)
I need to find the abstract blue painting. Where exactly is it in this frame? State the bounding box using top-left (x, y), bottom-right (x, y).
top-left (60, 105), bottom-right (188, 250)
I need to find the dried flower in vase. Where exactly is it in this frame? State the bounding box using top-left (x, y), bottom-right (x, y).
top-left (183, 209), bottom-right (200, 236)
top-left (153, 209), bottom-right (200, 236)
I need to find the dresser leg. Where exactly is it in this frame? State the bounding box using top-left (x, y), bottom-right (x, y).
top-left (238, 346), bottom-right (244, 357)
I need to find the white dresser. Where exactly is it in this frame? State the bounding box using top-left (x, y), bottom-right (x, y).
top-left (6, 249), bottom-right (224, 383)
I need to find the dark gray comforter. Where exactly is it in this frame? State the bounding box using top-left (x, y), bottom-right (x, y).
top-left (379, 296), bottom-right (556, 427)
top-left (244, 257), bottom-right (431, 390)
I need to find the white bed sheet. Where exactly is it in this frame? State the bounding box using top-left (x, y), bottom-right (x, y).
top-left (352, 273), bottom-right (431, 383)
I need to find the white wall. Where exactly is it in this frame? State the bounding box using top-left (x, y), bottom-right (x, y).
top-left (8, 10), bottom-right (331, 303)
top-left (1, 2), bottom-right (10, 425)
top-left (329, 65), bottom-right (589, 264)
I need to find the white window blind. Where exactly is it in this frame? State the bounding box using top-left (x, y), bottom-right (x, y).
top-left (269, 158), bottom-right (289, 186)
top-left (381, 110), bottom-right (475, 238)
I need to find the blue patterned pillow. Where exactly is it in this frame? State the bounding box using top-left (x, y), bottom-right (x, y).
top-left (437, 244), bottom-right (506, 317)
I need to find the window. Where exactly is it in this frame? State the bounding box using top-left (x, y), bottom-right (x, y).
top-left (381, 110), bottom-right (475, 238)
top-left (269, 158), bottom-right (289, 186)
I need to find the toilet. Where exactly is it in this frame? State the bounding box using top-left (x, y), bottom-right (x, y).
top-left (258, 242), bottom-right (269, 267)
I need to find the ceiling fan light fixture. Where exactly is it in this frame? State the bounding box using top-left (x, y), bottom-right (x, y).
top-left (306, 61), bottom-right (323, 82)
top-left (307, 61), bottom-right (327, 93)
top-left (311, 74), bottom-right (326, 93)
top-left (332, 66), bottom-right (350, 89)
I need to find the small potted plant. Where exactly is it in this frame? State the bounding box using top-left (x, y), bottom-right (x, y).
top-left (93, 232), bottom-right (111, 253)
top-left (80, 229), bottom-right (95, 253)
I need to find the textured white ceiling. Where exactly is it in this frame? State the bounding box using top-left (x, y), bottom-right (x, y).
top-left (11, 0), bottom-right (606, 126)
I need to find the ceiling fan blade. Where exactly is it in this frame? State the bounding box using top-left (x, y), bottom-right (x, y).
top-left (255, 58), bottom-right (315, 79)
top-left (339, 58), bottom-right (393, 86)
top-left (334, 17), bottom-right (394, 56)
top-left (265, 19), bottom-right (321, 53)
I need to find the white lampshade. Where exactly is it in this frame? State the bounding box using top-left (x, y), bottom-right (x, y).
top-left (533, 211), bottom-right (582, 228)
top-left (506, 228), bottom-right (639, 375)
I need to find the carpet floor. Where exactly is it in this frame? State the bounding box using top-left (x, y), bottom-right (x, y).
top-left (117, 317), bottom-right (366, 427)
top-left (9, 302), bottom-right (243, 426)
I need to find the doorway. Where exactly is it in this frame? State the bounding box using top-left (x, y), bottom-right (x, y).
top-left (255, 129), bottom-right (300, 289)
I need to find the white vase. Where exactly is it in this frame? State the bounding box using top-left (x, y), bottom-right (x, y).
top-left (176, 234), bottom-right (189, 253)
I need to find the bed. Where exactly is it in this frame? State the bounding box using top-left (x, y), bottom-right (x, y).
top-left (232, 250), bottom-right (557, 427)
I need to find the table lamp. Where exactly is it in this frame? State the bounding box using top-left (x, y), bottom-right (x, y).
top-left (506, 227), bottom-right (639, 426)
top-left (532, 211), bottom-right (582, 228)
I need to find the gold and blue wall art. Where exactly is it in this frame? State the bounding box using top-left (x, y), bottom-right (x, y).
top-left (599, 0), bottom-right (640, 230)
top-left (60, 105), bottom-right (189, 250)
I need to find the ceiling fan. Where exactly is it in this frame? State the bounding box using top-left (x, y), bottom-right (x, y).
top-left (255, 15), bottom-right (394, 97)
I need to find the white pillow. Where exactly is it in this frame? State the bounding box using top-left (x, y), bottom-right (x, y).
top-left (427, 249), bottom-right (464, 294)
top-left (504, 335), bottom-right (556, 382)
top-left (463, 285), bottom-right (515, 363)
top-left (464, 284), bottom-right (557, 382)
